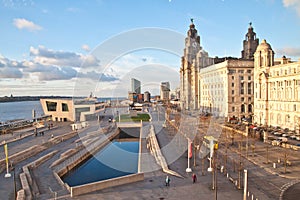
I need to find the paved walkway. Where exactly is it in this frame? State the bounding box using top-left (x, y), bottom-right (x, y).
top-left (70, 109), bottom-right (243, 200)
top-left (1, 107), bottom-right (297, 199)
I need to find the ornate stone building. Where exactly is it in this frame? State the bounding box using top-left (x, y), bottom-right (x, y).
top-left (253, 39), bottom-right (300, 130)
top-left (180, 22), bottom-right (257, 120)
top-left (180, 20), bottom-right (213, 110)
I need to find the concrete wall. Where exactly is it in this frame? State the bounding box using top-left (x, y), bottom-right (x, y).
top-left (70, 173), bottom-right (144, 197)
top-left (19, 172), bottom-right (32, 200)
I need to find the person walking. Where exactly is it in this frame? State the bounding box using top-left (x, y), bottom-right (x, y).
top-left (192, 173), bottom-right (197, 184)
top-left (165, 176), bottom-right (170, 186)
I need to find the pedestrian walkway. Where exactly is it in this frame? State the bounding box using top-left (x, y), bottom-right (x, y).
top-left (70, 110), bottom-right (243, 200)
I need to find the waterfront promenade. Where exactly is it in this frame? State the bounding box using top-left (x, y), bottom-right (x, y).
top-left (0, 107), bottom-right (299, 199)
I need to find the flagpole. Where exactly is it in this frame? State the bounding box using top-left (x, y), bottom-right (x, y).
top-left (186, 138), bottom-right (192, 172)
top-left (4, 144), bottom-right (11, 178)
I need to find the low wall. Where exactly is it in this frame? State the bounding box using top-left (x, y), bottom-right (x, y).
top-left (16, 189), bottom-right (25, 200)
top-left (0, 145), bottom-right (47, 173)
top-left (19, 172), bottom-right (32, 200)
top-left (70, 173), bottom-right (144, 197)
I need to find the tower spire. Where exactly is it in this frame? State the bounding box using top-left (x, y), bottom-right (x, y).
top-left (241, 22), bottom-right (259, 59)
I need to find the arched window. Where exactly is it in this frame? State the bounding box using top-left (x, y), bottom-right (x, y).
top-left (248, 104), bottom-right (252, 113)
top-left (241, 104), bottom-right (245, 113)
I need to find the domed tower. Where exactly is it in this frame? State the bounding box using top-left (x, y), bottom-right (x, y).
top-left (253, 39), bottom-right (274, 126)
top-left (241, 22), bottom-right (259, 59)
top-left (254, 39), bottom-right (274, 68)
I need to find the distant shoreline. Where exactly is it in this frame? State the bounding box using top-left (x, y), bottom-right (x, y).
top-left (0, 96), bottom-right (127, 103)
top-left (0, 96), bottom-right (73, 103)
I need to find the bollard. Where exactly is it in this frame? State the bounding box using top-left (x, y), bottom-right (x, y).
top-left (252, 194), bottom-right (254, 200)
top-left (227, 173), bottom-right (229, 178)
top-left (273, 163), bottom-right (276, 168)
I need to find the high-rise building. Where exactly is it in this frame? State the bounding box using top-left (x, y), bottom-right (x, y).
top-left (131, 78), bottom-right (141, 94)
top-left (160, 82), bottom-right (170, 101)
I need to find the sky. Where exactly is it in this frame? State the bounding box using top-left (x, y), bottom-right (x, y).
top-left (0, 0), bottom-right (300, 97)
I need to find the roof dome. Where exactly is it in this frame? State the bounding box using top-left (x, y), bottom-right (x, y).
top-left (256, 39), bottom-right (272, 52)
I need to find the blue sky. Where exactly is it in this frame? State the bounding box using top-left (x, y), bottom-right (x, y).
top-left (0, 0), bottom-right (300, 97)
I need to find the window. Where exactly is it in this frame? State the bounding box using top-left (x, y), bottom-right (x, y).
top-left (62, 103), bottom-right (69, 112)
top-left (294, 104), bottom-right (297, 112)
top-left (241, 97), bottom-right (244, 102)
top-left (232, 90), bottom-right (234, 95)
top-left (232, 97), bottom-right (234, 102)
top-left (238, 70), bottom-right (244, 73)
top-left (232, 107), bottom-right (235, 112)
top-left (248, 104), bottom-right (252, 113)
top-left (46, 101), bottom-right (57, 111)
top-left (247, 70), bottom-right (252, 73)
top-left (241, 104), bottom-right (245, 113)
top-left (232, 76), bottom-right (234, 80)
top-left (240, 76), bottom-right (244, 80)
top-left (241, 83), bottom-right (244, 95)
top-left (248, 83), bottom-right (252, 94)
top-left (248, 97), bottom-right (251, 102)
top-left (232, 83), bottom-right (234, 87)
top-left (248, 76), bottom-right (251, 80)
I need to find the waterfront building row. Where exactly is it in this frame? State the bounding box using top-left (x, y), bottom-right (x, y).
top-left (180, 21), bottom-right (300, 131)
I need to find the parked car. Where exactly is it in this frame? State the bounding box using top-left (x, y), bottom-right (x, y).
top-left (273, 132), bottom-right (282, 136)
top-left (278, 137), bottom-right (288, 143)
top-left (290, 135), bottom-right (297, 140)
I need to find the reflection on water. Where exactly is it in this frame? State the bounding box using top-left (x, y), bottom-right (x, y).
top-left (62, 139), bottom-right (139, 187)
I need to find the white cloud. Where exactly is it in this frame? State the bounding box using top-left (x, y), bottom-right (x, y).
top-left (282, 0), bottom-right (300, 16)
top-left (13, 18), bottom-right (42, 31)
top-left (0, 46), bottom-right (118, 84)
top-left (29, 46), bottom-right (100, 68)
top-left (82, 44), bottom-right (90, 52)
top-left (66, 7), bottom-right (80, 12)
top-left (0, 55), bottom-right (23, 78)
top-left (276, 47), bottom-right (300, 57)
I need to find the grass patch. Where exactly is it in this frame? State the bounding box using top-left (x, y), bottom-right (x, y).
top-left (116, 114), bottom-right (150, 122)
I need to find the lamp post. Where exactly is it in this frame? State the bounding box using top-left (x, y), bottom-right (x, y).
top-left (186, 138), bottom-right (192, 172)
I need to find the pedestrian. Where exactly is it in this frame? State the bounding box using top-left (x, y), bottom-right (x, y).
top-left (192, 173), bottom-right (197, 183)
top-left (165, 176), bottom-right (170, 186)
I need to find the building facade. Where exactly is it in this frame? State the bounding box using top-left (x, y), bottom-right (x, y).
top-left (160, 82), bottom-right (171, 101)
top-left (144, 91), bottom-right (151, 102)
top-left (131, 78), bottom-right (141, 94)
top-left (253, 39), bottom-right (300, 130)
top-left (180, 21), bottom-right (257, 120)
top-left (40, 98), bottom-right (106, 122)
top-left (199, 59), bottom-right (254, 119)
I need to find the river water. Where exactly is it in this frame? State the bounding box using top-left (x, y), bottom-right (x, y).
top-left (62, 139), bottom-right (139, 187)
top-left (0, 101), bottom-right (44, 122)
